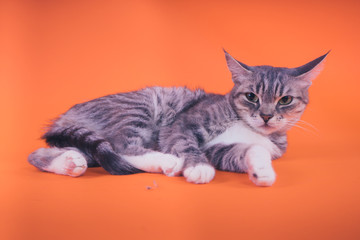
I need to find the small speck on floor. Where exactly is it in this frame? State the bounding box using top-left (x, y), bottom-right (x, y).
top-left (146, 180), bottom-right (158, 190)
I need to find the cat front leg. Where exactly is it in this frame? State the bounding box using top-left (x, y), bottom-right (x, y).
top-left (245, 145), bottom-right (276, 187)
top-left (205, 144), bottom-right (276, 186)
top-left (205, 143), bottom-right (248, 173)
top-left (163, 142), bottom-right (216, 184)
top-left (160, 133), bottom-right (215, 184)
top-left (182, 161), bottom-right (216, 184)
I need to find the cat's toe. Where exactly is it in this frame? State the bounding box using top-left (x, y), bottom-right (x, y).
top-left (46, 150), bottom-right (87, 177)
top-left (161, 154), bottom-right (184, 177)
top-left (183, 164), bottom-right (215, 184)
top-left (248, 167), bottom-right (276, 187)
top-left (66, 154), bottom-right (87, 177)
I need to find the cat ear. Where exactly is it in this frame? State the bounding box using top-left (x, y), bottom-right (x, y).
top-left (290, 51), bottom-right (330, 86)
top-left (224, 49), bottom-right (252, 84)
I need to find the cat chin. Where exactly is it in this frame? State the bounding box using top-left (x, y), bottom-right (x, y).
top-left (252, 124), bottom-right (280, 135)
top-left (258, 126), bottom-right (277, 135)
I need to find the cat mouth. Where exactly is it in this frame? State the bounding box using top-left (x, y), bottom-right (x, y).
top-left (259, 123), bottom-right (277, 133)
top-left (261, 123), bottom-right (273, 129)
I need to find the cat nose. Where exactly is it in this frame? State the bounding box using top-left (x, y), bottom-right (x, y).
top-left (260, 113), bottom-right (274, 123)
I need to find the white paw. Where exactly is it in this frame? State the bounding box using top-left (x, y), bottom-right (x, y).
top-left (46, 150), bottom-right (87, 177)
top-left (183, 164), bottom-right (215, 184)
top-left (123, 152), bottom-right (184, 176)
top-left (248, 167), bottom-right (276, 187)
top-left (246, 145), bottom-right (276, 187)
top-left (160, 154), bottom-right (184, 177)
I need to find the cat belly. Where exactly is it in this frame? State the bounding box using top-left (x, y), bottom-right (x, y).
top-left (204, 122), bottom-right (281, 158)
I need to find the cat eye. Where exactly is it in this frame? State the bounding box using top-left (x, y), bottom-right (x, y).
top-left (278, 96), bottom-right (293, 105)
top-left (245, 92), bottom-right (259, 103)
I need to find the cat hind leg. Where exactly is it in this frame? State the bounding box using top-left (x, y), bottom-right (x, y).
top-left (28, 147), bottom-right (87, 177)
top-left (122, 152), bottom-right (184, 177)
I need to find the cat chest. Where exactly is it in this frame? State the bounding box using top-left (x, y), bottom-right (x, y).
top-left (204, 122), bottom-right (281, 157)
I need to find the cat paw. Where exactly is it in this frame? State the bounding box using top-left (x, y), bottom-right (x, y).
top-left (245, 145), bottom-right (276, 187)
top-left (46, 150), bottom-right (87, 177)
top-left (183, 164), bottom-right (215, 184)
top-left (248, 167), bottom-right (276, 187)
top-left (160, 154), bottom-right (184, 177)
top-left (123, 152), bottom-right (184, 176)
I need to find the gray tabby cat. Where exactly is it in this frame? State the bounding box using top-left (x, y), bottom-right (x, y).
top-left (28, 50), bottom-right (328, 186)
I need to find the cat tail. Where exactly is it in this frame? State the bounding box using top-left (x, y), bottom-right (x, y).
top-left (42, 126), bottom-right (143, 175)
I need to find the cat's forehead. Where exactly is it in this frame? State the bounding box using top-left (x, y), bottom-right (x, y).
top-left (251, 66), bottom-right (290, 82)
top-left (241, 66), bottom-right (303, 98)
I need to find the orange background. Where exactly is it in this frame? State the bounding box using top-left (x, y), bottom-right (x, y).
top-left (1, 0), bottom-right (360, 239)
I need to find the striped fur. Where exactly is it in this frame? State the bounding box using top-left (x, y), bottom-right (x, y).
top-left (28, 51), bottom-right (328, 185)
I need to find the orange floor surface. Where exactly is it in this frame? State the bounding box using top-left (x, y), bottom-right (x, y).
top-left (1, 1), bottom-right (360, 240)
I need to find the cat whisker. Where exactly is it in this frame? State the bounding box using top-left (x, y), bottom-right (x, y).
top-left (296, 119), bottom-right (319, 132)
top-left (285, 122), bottom-right (319, 135)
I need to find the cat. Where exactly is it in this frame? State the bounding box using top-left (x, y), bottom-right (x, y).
top-left (28, 50), bottom-right (328, 186)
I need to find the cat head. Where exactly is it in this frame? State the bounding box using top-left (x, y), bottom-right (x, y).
top-left (225, 50), bottom-right (329, 135)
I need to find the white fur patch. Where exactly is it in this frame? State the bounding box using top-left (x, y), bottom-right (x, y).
top-left (204, 122), bottom-right (281, 158)
top-left (245, 145), bottom-right (276, 187)
top-left (45, 150), bottom-right (87, 177)
top-left (183, 164), bottom-right (215, 184)
top-left (123, 152), bottom-right (184, 177)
